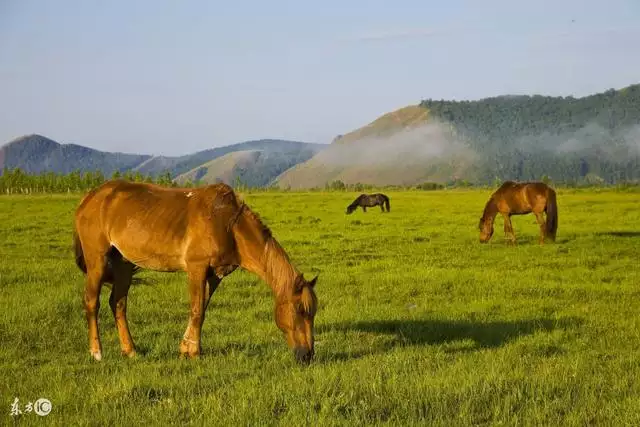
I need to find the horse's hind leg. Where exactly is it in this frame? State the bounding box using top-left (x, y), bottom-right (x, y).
top-left (534, 212), bottom-right (546, 245)
top-left (82, 245), bottom-right (108, 361)
top-left (180, 265), bottom-right (208, 358)
top-left (109, 258), bottom-right (136, 357)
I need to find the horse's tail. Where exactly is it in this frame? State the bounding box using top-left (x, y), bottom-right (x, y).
top-left (545, 189), bottom-right (558, 241)
top-left (383, 195), bottom-right (390, 212)
top-left (73, 228), bottom-right (87, 275)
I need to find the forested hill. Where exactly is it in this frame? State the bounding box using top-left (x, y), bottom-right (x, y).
top-left (420, 84), bottom-right (640, 184)
top-left (277, 84), bottom-right (640, 188)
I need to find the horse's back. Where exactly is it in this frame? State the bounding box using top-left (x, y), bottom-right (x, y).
top-left (77, 179), bottom-right (235, 214)
top-left (496, 181), bottom-right (550, 196)
top-left (526, 181), bottom-right (553, 194)
top-left (74, 180), bottom-right (240, 271)
top-left (493, 181), bottom-right (553, 213)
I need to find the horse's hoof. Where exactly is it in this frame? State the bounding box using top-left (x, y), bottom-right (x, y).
top-left (122, 349), bottom-right (137, 358)
top-left (90, 350), bottom-right (103, 361)
top-left (179, 351), bottom-right (200, 359)
top-left (179, 344), bottom-right (201, 359)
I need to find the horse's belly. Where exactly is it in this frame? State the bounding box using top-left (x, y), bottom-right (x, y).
top-left (127, 253), bottom-right (183, 272)
top-left (111, 239), bottom-right (185, 272)
top-left (511, 209), bottom-right (531, 215)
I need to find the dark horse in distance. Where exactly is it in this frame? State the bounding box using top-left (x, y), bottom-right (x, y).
top-left (346, 193), bottom-right (391, 214)
top-left (479, 181), bottom-right (558, 245)
top-left (74, 179), bottom-right (318, 364)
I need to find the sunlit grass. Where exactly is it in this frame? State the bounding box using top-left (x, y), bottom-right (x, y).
top-left (1, 189), bottom-right (639, 425)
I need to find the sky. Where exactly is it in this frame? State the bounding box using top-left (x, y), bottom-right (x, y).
top-left (1, 0), bottom-right (639, 156)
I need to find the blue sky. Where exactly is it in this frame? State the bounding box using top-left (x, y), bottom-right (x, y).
top-left (1, 0), bottom-right (639, 156)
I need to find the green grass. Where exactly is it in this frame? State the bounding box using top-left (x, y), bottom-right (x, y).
top-left (1, 189), bottom-right (640, 425)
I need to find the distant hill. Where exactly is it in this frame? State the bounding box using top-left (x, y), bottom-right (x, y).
top-left (174, 148), bottom-right (320, 187)
top-left (0, 135), bottom-right (325, 186)
top-left (275, 105), bottom-right (477, 188)
top-left (276, 84), bottom-right (640, 188)
top-left (0, 134), bottom-right (151, 175)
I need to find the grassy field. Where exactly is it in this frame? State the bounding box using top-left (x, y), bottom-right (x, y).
top-left (1, 189), bottom-right (640, 426)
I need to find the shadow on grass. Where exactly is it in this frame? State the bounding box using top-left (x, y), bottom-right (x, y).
top-left (596, 231), bottom-right (640, 238)
top-left (318, 316), bottom-right (583, 362)
top-left (486, 234), bottom-right (575, 246)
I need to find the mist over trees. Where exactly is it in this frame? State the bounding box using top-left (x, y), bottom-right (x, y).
top-left (420, 84), bottom-right (640, 184)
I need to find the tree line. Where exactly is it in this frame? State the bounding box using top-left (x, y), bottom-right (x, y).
top-left (1, 167), bottom-right (638, 195)
top-left (0, 168), bottom-right (176, 194)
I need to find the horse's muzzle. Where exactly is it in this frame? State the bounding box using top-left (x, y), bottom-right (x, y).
top-left (294, 346), bottom-right (314, 364)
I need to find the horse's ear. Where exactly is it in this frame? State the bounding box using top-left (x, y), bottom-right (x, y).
top-left (308, 275), bottom-right (318, 288)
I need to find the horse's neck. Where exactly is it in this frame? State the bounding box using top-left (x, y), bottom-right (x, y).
top-left (232, 206), bottom-right (299, 296)
top-left (240, 236), bottom-right (298, 297)
top-left (483, 199), bottom-right (498, 224)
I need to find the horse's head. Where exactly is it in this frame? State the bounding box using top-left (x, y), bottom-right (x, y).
top-left (275, 274), bottom-right (318, 364)
top-left (478, 216), bottom-right (494, 243)
top-left (346, 205), bottom-right (356, 214)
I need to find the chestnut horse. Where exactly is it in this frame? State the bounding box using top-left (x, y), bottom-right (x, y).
top-left (479, 181), bottom-right (558, 245)
top-left (73, 179), bottom-right (318, 364)
top-left (346, 193), bottom-right (390, 214)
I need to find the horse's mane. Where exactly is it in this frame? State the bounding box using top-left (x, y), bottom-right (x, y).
top-left (224, 191), bottom-right (272, 240)
top-left (227, 192), bottom-right (299, 296)
top-left (234, 201), bottom-right (272, 241)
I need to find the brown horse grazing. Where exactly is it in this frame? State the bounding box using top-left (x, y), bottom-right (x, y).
top-left (73, 179), bottom-right (318, 364)
top-left (479, 181), bottom-right (558, 245)
top-left (346, 193), bottom-right (390, 214)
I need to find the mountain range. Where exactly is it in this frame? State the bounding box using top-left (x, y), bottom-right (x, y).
top-left (2, 83), bottom-right (640, 187)
top-left (0, 135), bottom-right (325, 187)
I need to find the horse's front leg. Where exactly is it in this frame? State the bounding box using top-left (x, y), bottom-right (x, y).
top-left (81, 243), bottom-right (109, 361)
top-left (502, 213), bottom-right (516, 245)
top-left (201, 265), bottom-right (235, 326)
top-left (84, 264), bottom-right (105, 361)
top-left (109, 260), bottom-right (136, 358)
top-left (362, 206), bottom-right (367, 213)
top-left (180, 265), bottom-right (208, 358)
